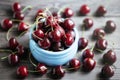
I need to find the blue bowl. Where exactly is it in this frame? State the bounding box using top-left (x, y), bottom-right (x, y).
top-left (29, 25), bottom-right (79, 66)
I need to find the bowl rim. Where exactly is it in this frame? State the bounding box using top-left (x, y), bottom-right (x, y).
top-left (29, 24), bottom-right (79, 55)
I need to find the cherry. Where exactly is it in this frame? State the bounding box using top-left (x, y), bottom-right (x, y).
top-left (63, 8), bottom-right (74, 18)
top-left (105, 20), bottom-right (116, 33)
top-left (52, 12), bottom-right (61, 18)
top-left (13, 12), bottom-right (24, 20)
top-left (16, 45), bottom-right (25, 57)
top-left (83, 18), bottom-right (93, 29)
top-left (64, 18), bottom-right (75, 30)
top-left (66, 29), bottom-right (75, 39)
top-left (82, 58), bottom-right (96, 72)
top-left (82, 49), bottom-right (94, 59)
top-left (36, 63), bottom-right (47, 75)
top-left (50, 65), bottom-right (65, 79)
top-left (101, 65), bottom-right (114, 78)
top-left (78, 37), bottom-right (88, 50)
top-left (93, 28), bottom-right (105, 39)
top-left (96, 5), bottom-right (107, 16)
top-left (38, 37), bottom-right (51, 49)
top-left (1, 18), bottom-right (13, 30)
top-left (12, 2), bottom-right (21, 12)
top-left (8, 37), bottom-right (19, 50)
top-left (51, 42), bottom-right (63, 51)
top-left (18, 22), bottom-right (29, 32)
top-left (32, 29), bottom-right (44, 41)
top-left (95, 39), bottom-right (108, 50)
top-left (79, 4), bottom-right (90, 15)
top-left (36, 9), bottom-right (43, 17)
top-left (69, 58), bottom-right (81, 71)
top-left (8, 54), bottom-right (19, 65)
top-left (46, 16), bottom-right (54, 26)
top-left (103, 50), bottom-right (116, 65)
top-left (17, 66), bottom-right (28, 78)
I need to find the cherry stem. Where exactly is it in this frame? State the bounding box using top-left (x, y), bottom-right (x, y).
top-left (28, 70), bottom-right (39, 73)
top-left (81, 25), bottom-right (85, 37)
top-left (21, 5), bottom-right (32, 13)
top-left (6, 27), bottom-right (15, 41)
top-left (32, 33), bottom-right (43, 40)
top-left (11, 19), bottom-right (22, 22)
top-left (64, 66), bottom-right (80, 71)
top-left (1, 56), bottom-right (8, 60)
top-left (0, 49), bottom-right (12, 53)
top-left (17, 30), bottom-right (28, 37)
top-left (91, 43), bottom-right (95, 51)
top-left (29, 52), bottom-right (37, 67)
top-left (95, 48), bottom-right (104, 53)
top-left (57, 5), bottom-right (69, 15)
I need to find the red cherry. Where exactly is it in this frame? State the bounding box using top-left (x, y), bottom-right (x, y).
top-left (95, 39), bottom-right (108, 50)
top-left (82, 49), bottom-right (94, 59)
top-left (103, 50), bottom-right (116, 65)
top-left (8, 37), bottom-right (19, 50)
top-left (18, 22), bottom-right (29, 32)
top-left (79, 4), bottom-right (90, 15)
top-left (46, 16), bottom-right (54, 26)
top-left (69, 58), bottom-right (81, 71)
top-left (93, 28), bottom-right (105, 39)
top-left (78, 37), bottom-right (88, 50)
top-left (83, 18), bottom-right (93, 29)
top-left (13, 12), bottom-right (24, 20)
top-left (17, 66), bottom-right (28, 78)
top-left (8, 54), bottom-right (19, 65)
top-left (51, 42), bottom-right (64, 51)
top-left (96, 5), bottom-right (107, 16)
top-left (66, 30), bottom-right (75, 39)
top-left (36, 63), bottom-right (47, 75)
top-left (64, 18), bottom-right (75, 30)
top-left (36, 9), bottom-right (43, 17)
top-left (63, 8), bottom-right (74, 18)
top-left (52, 12), bottom-right (61, 18)
top-left (12, 2), bottom-right (21, 12)
top-left (1, 18), bottom-right (13, 30)
top-left (16, 45), bottom-right (25, 57)
top-left (82, 58), bottom-right (96, 72)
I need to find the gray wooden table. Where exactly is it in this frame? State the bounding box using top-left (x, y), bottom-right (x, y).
top-left (0, 0), bottom-right (120, 80)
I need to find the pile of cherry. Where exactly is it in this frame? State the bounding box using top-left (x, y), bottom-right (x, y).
top-left (0, 2), bottom-right (117, 79)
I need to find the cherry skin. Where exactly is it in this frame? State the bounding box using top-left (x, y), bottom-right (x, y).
top-left (17, 66), bottom-right (28, 78)
top-left (66, 29), bottom-right (75, 39)
top-left (82, 58), bottom-right (96, 72)
top-left (36, 9), bottom-right (43, 17)
top-left (38, 38), bottom-right (51, 49)
top-left (79, 4), bottom-right (90, 15)
top-left (18, 22), bottom-right (29, 32)
top-left (13, 12), bottom-right (24, 20)
top-left (63, 8), bottom-right (74, 18)
top-left (105, 20), bottom-right (116, 33)
top-left (8, 37), bottom-right (19, 50)
top-left (78, 37), bottom-right (88, 50)
top-left (12, 2), bottom-right (21, 12)
top-left (95, 39), bottom-right (108, 50)
top-left (93, 28), bottom-right (105, 39)
top-left (69, 58), bottom-right (81, 71)
top-left (103, 50), bottom-right (116, 65)
top-left (82, 49), bottom-right (94, 59)
top-left (64, 18), bottom-right (75, 30)
top-left (8, 54), bottom-right (19, 65)
top-left (16, 45), bottom-right (25, 57)
top-left (96, 5), bottom-right (107, 16)
top-left (32, 29), bottom-right (44, 41)
top-left (83, 18), bottom-right (93, 29)
top-left (36, 63), bottom-right (47, 75)
top-left (50, 65), bottom-right (65, 79)
top-left (1, 18), bottom-right (13, 30)
top-left (52, 42), bottom-right (63, 51)
top-left (101, 65), bottom-right (114, 78)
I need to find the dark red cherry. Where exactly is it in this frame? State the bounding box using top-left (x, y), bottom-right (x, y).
top-left (8, 37), bottom-right (19, 50)
top-left (82, 49), bottom-right (94, 59)
top-left (14, 12), bottom-right (24, 20)
top-left (8, 54), bottom-right (19, 65)
top-left (79, 4), bottom-right (90, 15)
top-left (83, 18), bottom-right (93, 29)
top-left (93, 28), bottom-right (105, 39)
top-left (82, 58), bottom-right (96, 72)
top-left (32, 29), bottom-right (44, 41)
top-left (103, 50), bottom-right (116, 65)
top-left (16, 45), bottom-right (25, 57)
top-left (95, 39), bottom-right (108, 50)
top-left (52, 42), bottom-right (63, 51)
top-left (12, 2), bottom-right (21, 12)
top-left (50, 65), bottom-right (65, 79)
top-left (36, 63), bottom-right (47, 75)
top-left (78, 37), bottom-right (88, 50)
top-left (38, 38), bottom-right (51, 49)
top-left (18, 22), bottom-right (29, 32)
top-left (64, 18), bottom-right (75, 30)
top-left (66, 30), bottom-right (75, 39)
top-left (1, 18), bottom-right (13, 30)
top-left (63, 8), bottom-right (74, 18)
top-left (36, 9), bottom-right (43, 17)
top-left (17, 66), bottom-right (28, 78)
top-left (52, 12), bottom-right (61, 18)
top-left (46, 16), bottom-right (54, 26)
top-left (96, 5), bottom-right (107, 16)
top-left (69, 58), bottom-right (81, 71)
top-left (105, 20), bottom-right (116, 33)
top-left (101, 65), bottom-right (114, 78)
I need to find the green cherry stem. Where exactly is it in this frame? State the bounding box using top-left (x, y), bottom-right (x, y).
top-left (29, 52), bottom-right (37, 67)
top-left (0, 49), bottom-right (12, 53)
top-left (21, 5), bottom-right (32, 13)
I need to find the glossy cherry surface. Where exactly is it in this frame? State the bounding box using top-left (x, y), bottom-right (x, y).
top-left (17, 66), bottom-right (28, 78)
top-left (93, 28), bottom-right (105, 39)
top-left (96, 5), bottom-right (107, 16)
top-left (64, 18), bottom-right (75, 30)
top-left (16, 45), bottom-right (25, 57)
top-left (18, 22), bottom-right (29, 32)
top-left (8, 54), bottom-right (19, 65)
top-left (82, 49), bottom-right (94, 59)
top-left (12, 2), bottom-right (21, 12)
top-left (83, 18), bottom-right (93, 29)
top-left (36, 63), bottom-right (47, 75)
top-left (79, 4), bottom-right (90, 15)
top-left (9, 37), bottom-right (19, 50)
top-left (14, 12), bottom-right (24, 20)
top-left (78, 37), bottom-right (88, 50)
top-left (63, 8), bottom-right (74, 18)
